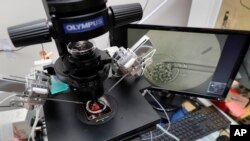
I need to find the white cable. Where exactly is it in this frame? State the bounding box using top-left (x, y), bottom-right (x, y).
top-left (143, 0), bottom-right (150, 11)
top-left (28, 105), bottom-right (42, 141)
top-left (141, 50), bottom-right (155, 67)
top-left (142, 49), bottom-right (156, 60)
top-left (145, 89), bottom-right (171, 130)
top-left (141, 49), bottom-right (156, 75)
top-left (141, 90), bottom-right (171, 140)
top-left (156, 124), bottom-right (180, 141)
top-left (0, 93), bottom-right (16, 105)
top-left (138, 0), bottom-right (169, 24)
top-left (135, 0), bottom-right (150, 24)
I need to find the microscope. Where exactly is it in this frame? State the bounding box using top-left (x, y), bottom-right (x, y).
top-left (7, 1), bottom-right (162, 140)
top-left (7, 0), bottom-right (150, 125)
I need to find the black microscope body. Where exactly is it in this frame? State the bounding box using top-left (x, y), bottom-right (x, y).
top-left (6, 2), bottom-right (163, 140)
top-left (8, 0), bottom-right (143, 100)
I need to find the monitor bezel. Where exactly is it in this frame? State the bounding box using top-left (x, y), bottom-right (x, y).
top-left (112, 24), bottom-right (250, 100)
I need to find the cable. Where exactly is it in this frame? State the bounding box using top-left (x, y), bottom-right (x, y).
top-left (144, 90), bottom-right (171, 130)
top-left (138, 0), bottom-right (169, 24)
top-left (16, 95), bottom-right (84, 105)
top-left (28, 105), bottom-right (42, 141)
top-left (44, 98), bottom-right (83, 105)
top-left (141, 89), bottom-right (171, 140)
top-left (142, 49), bottom-right (156, 60)
top-left (0, 105), bottom-right (12, 107)
top-left (143, 0), bottom-right (150, 12)
top-left (141, 49), bottom-right (156, 75)
top-left (240, 0), bottom-right (250, 10)
top-left (0, 47), bottom-right (25, 52)
top-left (0, 93), bottom-right (16, 105)
top-left (156, 124), bottom-right (180, 141)
top-left (135, 0), bottom-right (150, 24)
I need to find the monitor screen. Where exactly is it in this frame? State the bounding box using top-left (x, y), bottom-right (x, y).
top-left (110, 24), bottom-right (250, 99)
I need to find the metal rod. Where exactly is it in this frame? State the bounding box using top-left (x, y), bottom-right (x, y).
top-left (45, 98), bottom-right (83, 104)
top-left (106, 73), bottom-right (128, 94)
top-left (16, 95), bottom-right (83, 105)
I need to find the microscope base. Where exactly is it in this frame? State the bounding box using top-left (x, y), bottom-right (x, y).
top-left (44, 77), bottom-right (160, 141)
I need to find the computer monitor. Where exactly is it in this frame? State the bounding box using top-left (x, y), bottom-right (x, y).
top-left (110, 24), bottom-right (250, 99)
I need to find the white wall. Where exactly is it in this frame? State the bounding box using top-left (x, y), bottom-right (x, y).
top-left (142, 0), bottom-right (192, 26)
top-left (188, 0), bottom-right (222, 28)
top-left (0, 0), bottom-right (58, 78)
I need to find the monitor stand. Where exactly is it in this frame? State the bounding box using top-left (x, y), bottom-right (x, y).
top-left (44, 77), bottom-right (161, 141)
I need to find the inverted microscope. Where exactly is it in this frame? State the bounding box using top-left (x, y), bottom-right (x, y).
top-left (7, 0), bottom-right (161, 140)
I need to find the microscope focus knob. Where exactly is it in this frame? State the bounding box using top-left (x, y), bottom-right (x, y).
top-left (110, 3), bottom-right (143, 27)
top-left (8, 19), bottom-right (52, 47)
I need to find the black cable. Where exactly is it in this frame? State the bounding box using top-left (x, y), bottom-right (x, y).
top-left (0, 47), bottom-right (25, 52)
top-left (0, 105), bottom-right (12, 107)
top-left (240, 0), bottom-right (250, 10)
top-left (0, 105), bottom-right (23, 108)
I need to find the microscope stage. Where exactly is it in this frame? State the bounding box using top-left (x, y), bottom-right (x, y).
top-left (44, 77), bottom-right (160, 141)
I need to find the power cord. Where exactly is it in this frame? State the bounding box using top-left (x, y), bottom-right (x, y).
top-left (0, 47), bottom-right (25, 52)
top-left (0, 93), bottom-right (24, 108)
top-left (143, 0), bottom-right (150, 12)
top-left (141, 90), bottom-right (179, 141)
top-left (135, 0), bottom-right (149, 24)
top-left (142, 89), bottom-right (170, 130)
top-left (138, 0), bottom-right (169, 24)
top-left (0, 93), bottom-right (17, 105)
top-left (0, 105), bottom-right (13, 107)
top-left (28, 105), bottom-right (43, 141)
top-left (156, 124), bottom-right (180, 141)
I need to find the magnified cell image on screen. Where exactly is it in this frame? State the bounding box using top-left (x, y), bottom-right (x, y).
top-left (128, 28), bottom-right (227, 95)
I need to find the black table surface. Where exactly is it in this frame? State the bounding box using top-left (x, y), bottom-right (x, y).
top-left (44, 77), bottom-right (161, 141)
